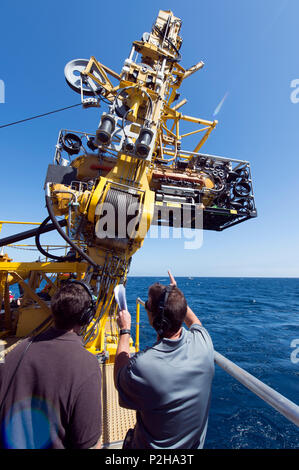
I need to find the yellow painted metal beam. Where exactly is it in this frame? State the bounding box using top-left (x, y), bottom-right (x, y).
top-left (0, 221), bottom-right (41, 225)
top-left (135, 301), bottom-right (140, 353)
top-left (193, 121), bottom-right (218, 153)
top-left (180, 126), bottom-right (210, 138)
top-left (0, 261), bottom-right (88, 273)
top-left (180, 115), bottom-right (217, 126)
top-left (10, 272), bottom-right (52, 316)
top-left (0, 221), bottom-right (41, 234)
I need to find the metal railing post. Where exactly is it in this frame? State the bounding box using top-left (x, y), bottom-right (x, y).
top-left (135, 300), bottom-right (140, 353)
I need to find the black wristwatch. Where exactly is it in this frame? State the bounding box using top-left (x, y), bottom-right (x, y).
top-left (120, 329), bottom-right (131, 335)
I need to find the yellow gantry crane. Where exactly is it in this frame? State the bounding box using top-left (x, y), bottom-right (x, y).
top-left (0, 10), bottom-right (256, 363)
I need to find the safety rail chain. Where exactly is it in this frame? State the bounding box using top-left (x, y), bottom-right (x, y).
top-left (136, 298), bottom-right (299, 428)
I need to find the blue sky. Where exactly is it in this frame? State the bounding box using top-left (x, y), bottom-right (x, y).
top-left (0, 0), bottom-right (299, 277)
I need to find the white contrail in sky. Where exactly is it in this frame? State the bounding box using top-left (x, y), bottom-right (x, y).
top-left (213, 91), bottom-right (229, 116)
top-left (211, 1), bottom-right (288, 118)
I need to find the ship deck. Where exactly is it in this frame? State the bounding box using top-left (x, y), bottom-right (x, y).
top-left (100, 362), bottom-right (136, 448)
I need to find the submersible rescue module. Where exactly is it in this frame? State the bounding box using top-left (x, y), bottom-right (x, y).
top-left (0, 10), bottom-right (257, 446)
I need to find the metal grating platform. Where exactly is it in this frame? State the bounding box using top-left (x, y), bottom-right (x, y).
top-left (100, 362), bottom-right (136, 448)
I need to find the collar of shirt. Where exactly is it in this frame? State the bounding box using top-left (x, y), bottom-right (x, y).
top-left (152, 327), bottom-right (187, 352)
top-left (38, 327), bottom-right (83, 343)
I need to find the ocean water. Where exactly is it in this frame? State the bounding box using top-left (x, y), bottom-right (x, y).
top-left (125, 277), bottom-right (299, 449)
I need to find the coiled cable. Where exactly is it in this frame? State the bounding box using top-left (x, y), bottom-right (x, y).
top-left (35, 216), bottom-right (76, 262)
top-left (45, 184), bottom-right (100, 270)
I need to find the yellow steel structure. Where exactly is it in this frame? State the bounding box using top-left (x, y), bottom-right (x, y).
top-left (0, 10), bottom-right (219, 362)
top-left (0, 10), bottom-right (217, 354)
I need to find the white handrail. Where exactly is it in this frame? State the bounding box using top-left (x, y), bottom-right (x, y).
top-left (214, 351), bottom-right (299, 427)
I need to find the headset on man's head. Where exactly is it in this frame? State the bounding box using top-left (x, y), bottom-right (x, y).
top-left (67, 280), bottom-right (97, 326)
top-left (156, 285), bottom-right (174, 334)
top-left (157, 285), bottom-right (173, 316)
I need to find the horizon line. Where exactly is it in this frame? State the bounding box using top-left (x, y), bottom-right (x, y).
top-left (127, 275), bottom-right (299, 279)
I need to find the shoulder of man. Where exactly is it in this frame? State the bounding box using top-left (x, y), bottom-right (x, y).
top-left (37, 330), bottom-right (101, 377)
top-left (188, 324), bottom-right (214, 351)
top-left (118, 344), bottom-right (156, 384)
top-left (126, 346), bottom-right (150, 371)
top-left (73, 341), bottom-right (101, 373)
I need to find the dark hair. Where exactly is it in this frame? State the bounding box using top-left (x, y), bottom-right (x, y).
top-left (51, 282), bottom-right (91, 330)
top-left (147, 283), bottom-right (187, 337)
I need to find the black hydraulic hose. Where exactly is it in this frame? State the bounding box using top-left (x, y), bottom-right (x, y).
top-left (0, 219), bottom-right (67, 247)
top-left (35, 216), bottom-right (75, 262)
top-left (153, 25), bottom-right (181, 61)
top-left (45, 192), bottom-right (99, 270)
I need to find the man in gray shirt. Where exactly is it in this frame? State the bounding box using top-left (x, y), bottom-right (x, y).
top-left (114, 271), bottom-right (214, 449)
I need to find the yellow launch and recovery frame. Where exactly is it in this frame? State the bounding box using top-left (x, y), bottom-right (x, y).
top-left (0, 10), bottom-right (219, 358)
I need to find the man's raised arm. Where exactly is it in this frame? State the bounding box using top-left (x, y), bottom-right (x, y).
top-left (168, 270), bottom-right (202, 328)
